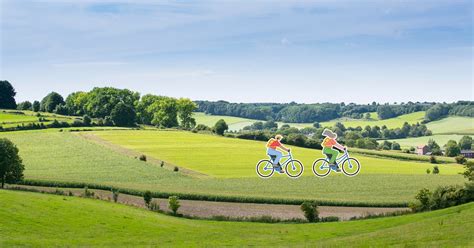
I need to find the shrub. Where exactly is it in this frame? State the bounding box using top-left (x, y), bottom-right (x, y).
top-left (160, 161), bottom-right (164, 167)
top-left (426, 168), bottom-right (431, 174)
top-left (139, 154), bottom-right (147, 162)
top-left (149, 200), bottom-right (160, 212)
top-left (430, 156), bottom-right (437, 164)
top-left (300, 201), bottom-right (319, 222)
top-left (83, 187), bottom-right (95, 198)
top-left (68, 191), bottom-right (74, 196)
top-left (320, 216), bottom-right (339, 222)
top-left (173, 166), bottom-right (179, 172)
top-left (455, 155), bottom-right (467, 165)
top-left (143, 190), bottom-right (153, 208)
top-left (432, 166), bottom-right (439, 174)
top-left (83, 115), bottom-right (92, 126)
top-left (168, 196), bottom-right (181, 215)
top-left (111, 188), bottom-right (120, 203)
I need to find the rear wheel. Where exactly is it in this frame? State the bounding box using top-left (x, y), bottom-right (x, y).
top-left (285, 159), bottom-right (304, 178)
top-left (256, 160), bottom-right (274, 178)
top-left (341, 158), bottom-right (361, 177)
top-left (312, 158), bottom-right (331, 178)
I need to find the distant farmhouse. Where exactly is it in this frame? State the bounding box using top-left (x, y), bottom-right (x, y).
top-left (461, 150), bottom-right (474, 158)
top-left (416, 145), bottom-right (431, 155)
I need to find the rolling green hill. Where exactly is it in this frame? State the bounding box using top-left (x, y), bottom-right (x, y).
top-left (0, 129), bottom-right (465, 205)
top-left (425, 116), bottom-right (474, 135)
top-left (1, 190), bottom-right (472, 247)
top-left (0, 109), bottom-right (79, 128)
top-left (194, 112), bottom-right (258, 131)
top-left (389, 134), bottom-right (474, 149)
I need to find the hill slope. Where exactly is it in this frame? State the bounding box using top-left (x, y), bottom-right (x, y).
top-left (0, 190), bottom-right (472, 247)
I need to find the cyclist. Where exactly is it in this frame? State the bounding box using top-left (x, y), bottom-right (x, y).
top-left (266, 134), bottom-right (290, 173)
top-left (321, 129), bottom-right (346, 171)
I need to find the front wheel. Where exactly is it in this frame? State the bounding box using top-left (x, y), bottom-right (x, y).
top-left (285, 159), bottom-right (304, 178)
top-left (341, 158), bottom-right (361, 177)
top-left (312, 158), bottom-right (331, 178)
top-left (256, 160), bottom-right (275, 178)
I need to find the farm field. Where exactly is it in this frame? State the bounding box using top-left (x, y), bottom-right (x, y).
top-left (0, 109), bottom-right (79, 128)
top-left (1, 190), bottom-right (473, 247)
top-left (388, 134), bottom-right (474, 149)
top-left (1, 129), bottom-right (465, 205)
top-left (425, 116), bottom-right (474, 135)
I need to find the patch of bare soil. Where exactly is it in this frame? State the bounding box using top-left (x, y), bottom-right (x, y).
top-left (8, 185), bottom-right (410, 221)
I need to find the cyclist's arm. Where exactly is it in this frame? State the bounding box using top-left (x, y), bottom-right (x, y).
top-left (279, 144), bottom-right (291, 152)
top-left (333, 142), bottom-right (345, 151)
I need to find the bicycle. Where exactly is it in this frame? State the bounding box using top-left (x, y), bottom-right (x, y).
top-left (312, 149), bottom-right (361, 177)
top-left (256, 151), bottom-right (304, 179)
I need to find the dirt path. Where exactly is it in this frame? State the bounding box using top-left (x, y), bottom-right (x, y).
top-left (9, 185), bottom-right (410, 221)
top-left (76, 132), bottom-right (209, 178)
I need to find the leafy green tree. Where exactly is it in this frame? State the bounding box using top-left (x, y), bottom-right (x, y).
top-left (143, 191), bottom-right (152, 208)
top-left (150, 98), bottom-right (179, 128)
top-left (214, 119), bottom-right (228, 135)
top-left (376, 105), bottom-right (396, 119)
top-left (135, 94), bottom-right (167, 124)
top-left (16, 101), bottom-right (32, 110)
top-left (40, 92), bottom-right (65, 113)
top-left (391, 142), bottom-right (401, 150)
top-left (177, 98), bottom-right (197, 129)
top-left (300, 201), bottom-right (319, 222)
top-left (110, 102), bottom-right (136, 127)
top-left (458, 136), bottom-right (473, 150)
top-left (424, 104), bottom-right (450, 122)
top-left (168, 196), bottom-right (181, 215)
top-left (364, 112), bottom-right (371, 119)
top-left (0, 138), bottom-right (24, 188)
top-left (32, 101), bottom-right (40, 112)
top-left (53, 104), bottom-right (68, 115)
top-left (65, 91), bottom-right (88, 116)
top-left (83, 87), bottom-right (139, 118)
top-left (264, 120), bottom-right (278, 130)
top-left (312, 122), bottom-right (321, 128)
top-left (445, 140), bottom-right (461, 157)
top-left (83, 115), bottom-right (92, 126)
top-left (0, 80), bottom-right (17, 109)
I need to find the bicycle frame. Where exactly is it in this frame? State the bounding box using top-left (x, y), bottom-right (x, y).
top-left (265, 152), bottom-right (297, 171)
top-left (322, 150), bottom-right (349, 167)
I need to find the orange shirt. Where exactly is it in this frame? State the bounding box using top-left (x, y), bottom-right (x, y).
top-left (322, 137), bottom-right (336, 147)
top-left (267, 139), bottom-right (282, 149)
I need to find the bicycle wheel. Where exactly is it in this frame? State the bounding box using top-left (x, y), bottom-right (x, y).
top-left (341, 158), bottom-right (361, 177)
top-left (256, 159), bottom-right (275, 178)
top-left (312, 158), bottom-right (331, 177)
top-left (285, 159), bottom-right (304, 178)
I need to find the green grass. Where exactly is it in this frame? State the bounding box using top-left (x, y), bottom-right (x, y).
top-left (1, 190), bottom-right (473, 247)
top-left (0, 129), bottom-right (464, 205)
top-left (426, 116), bottom-right (474, 135)
top-left (0, 109), bottom-right (79, 128)
top-left (389, 134), bottom-right (474, 148)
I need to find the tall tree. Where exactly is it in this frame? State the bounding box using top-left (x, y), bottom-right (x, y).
top-left (445, 140), bottom-right (461, 157)
top-left (0, 80), bottom-right (17, 109)
top-left (110, 102), bottom-right (136, 127)
top-left (459, 136), bottom-right (473, 150)
top-left (177, 98), bottom-right (197, 129)
top-left (214, 119), bottom-right (228, 135)
top-left (0, 138), bottom-right (24, 188)
top-left (150, 98), bottom-right (179, 128)
top-left (16, 101), bottom-right (32, 110)
top-left (32, 101), bottom-right (40, 112)
top-left (40, 92), bottom-right (65, 113)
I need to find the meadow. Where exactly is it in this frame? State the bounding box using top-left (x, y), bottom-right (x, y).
top-left (194, 112), bottom-right (259, 131)
top-left (425, 116), bottom-right (474, 135)
top-left (0, 109), bottom-right (79, 128)
top-left (388, 134), bottom-right (474, 149)
top-left (1, 190), bottom-right (473, 247)
top-left (0, 129), bottom-right (465, 205)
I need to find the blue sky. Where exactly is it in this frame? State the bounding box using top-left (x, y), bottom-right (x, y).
top-left (1, 0), bottom-right (472, 103)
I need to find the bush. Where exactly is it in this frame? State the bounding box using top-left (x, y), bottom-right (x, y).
top-left (320, 216), bottom-right (339, 222)
top-left (430, 156), bottom-right (437, 164)
top-left (173, 166), bottom-right (179, 172)
top-left (111, 188), bottom-right (120, 203)
top-left (149, 200), bottom-right (160, 212)
top-left (143, 190), bottom-right (153, 208)
top-left (426, 168), bottom-right (431, 174)
top-left (168, 196), bottom-right (181, 215)
top-left (83, 187), bottom-right (95, 198)
top-left (83, 115), bottom-right (92, 126)
top-left (139, 154), bottom-right (147, 162)
top-left (455, 155), bottom-right (467, 165)
top-left (432, 165), bottom-right (439, 174)
top-left (160, 161), bottom-right (164, 167)
top-left (300, 201), bottom-right (319, 222)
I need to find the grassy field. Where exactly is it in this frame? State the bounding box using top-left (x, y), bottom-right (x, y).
top-left (0, 109), bottom-right (79, 128)
top-left (1, 190), bottom-right (472, 247)
top-left (425, 116), bottom-right (474, 135)
top-left (0, 129), bottom-right (465, 205)
top-left (389, 134), bottom-right (474, 148)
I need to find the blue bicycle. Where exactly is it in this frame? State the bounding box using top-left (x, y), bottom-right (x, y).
top-left (312, 149), bottom-right (361, 177)
top-left (256, 151), bottom-right (304, 179)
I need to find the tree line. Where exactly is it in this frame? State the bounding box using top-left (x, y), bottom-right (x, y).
top-left (196, 100), bottom-right (473, 123)
top-left (2, 81), bottom-right (197, 128)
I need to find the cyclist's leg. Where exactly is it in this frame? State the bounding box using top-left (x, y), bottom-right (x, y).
top-left (323, 147), bottom-right (338, 165)
top-left (267, 149), bottom-right (282, 165)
